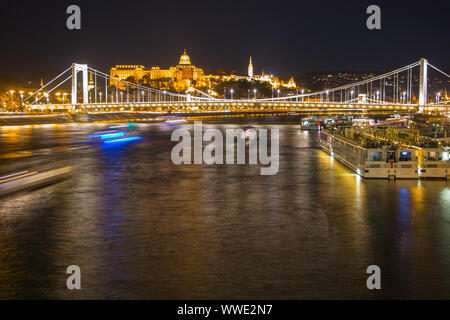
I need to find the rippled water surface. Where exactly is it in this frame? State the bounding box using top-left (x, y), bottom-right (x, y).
top-left (1, 122), bottom-right (450, 299)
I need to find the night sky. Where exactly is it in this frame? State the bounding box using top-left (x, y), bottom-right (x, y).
top-left (0, 0), bottom-right (448, 79)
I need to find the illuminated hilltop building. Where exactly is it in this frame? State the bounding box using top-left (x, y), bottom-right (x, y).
top-left (88, 72), bottom-right (94, 90)
top-left (110, 49), bottom-right (209, 91)
top-left (207, 57), bottom-right (297, 91)
top-left (248, 57), bottom-right (297, 89)
top-left (110, 53), bottom-right (296, 93)
top-left (248, 56), bottom-right (254, 78)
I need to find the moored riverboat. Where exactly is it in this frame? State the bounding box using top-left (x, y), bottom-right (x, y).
top-left (300, 117), bottom-right (321, 131)
top-left (320, 129), bottom-right (419, 179)
top-left (417, 145), bottom-right (450, 179)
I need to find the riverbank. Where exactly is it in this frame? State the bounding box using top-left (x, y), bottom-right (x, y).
top-left (0, 112), bottom-right (160, 126)
top-left (0, 111), bottom-right (306, 126)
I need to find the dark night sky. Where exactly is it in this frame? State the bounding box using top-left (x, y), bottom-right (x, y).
top-left (0, 0), bottom-right (448, 79)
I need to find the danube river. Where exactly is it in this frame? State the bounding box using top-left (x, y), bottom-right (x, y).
top-left (1, 120), bottom-right (450, 299)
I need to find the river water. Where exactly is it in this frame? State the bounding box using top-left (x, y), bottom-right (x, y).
top-left (0, 121), bottom-right (449, 299)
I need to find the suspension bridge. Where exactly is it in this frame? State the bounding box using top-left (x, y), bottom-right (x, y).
top-left (25, 58), bottom-right (449, 115)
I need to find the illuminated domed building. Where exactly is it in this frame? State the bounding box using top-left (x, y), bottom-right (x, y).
top-left (179, 50), bottom-right (191, 65)
top-left (110, 49), bottom-right (209, 91)
top-left (172, 49), bottom-right (209, 90)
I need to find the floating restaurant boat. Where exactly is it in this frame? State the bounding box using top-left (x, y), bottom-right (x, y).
top-left (320, 128), bottom-right (419, 179)
top-left (320, 126), bottom-right (450, 179)
top-left (417, 145), bottom-right (450, 179)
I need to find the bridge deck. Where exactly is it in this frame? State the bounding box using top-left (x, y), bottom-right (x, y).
top-left (27, 101), bottom-right (450, 114)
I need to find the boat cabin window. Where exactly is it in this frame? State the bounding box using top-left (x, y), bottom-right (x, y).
top-left (386, 151), bottom-right (396, 162)
top-left (399, 151), bottom-right (412, 161)
top-left (426, 151), bottom-right (442, 161)
top-left (444, 151), bottom-right (450, 161)
top-left (369, 151), bottom-right (383, 161)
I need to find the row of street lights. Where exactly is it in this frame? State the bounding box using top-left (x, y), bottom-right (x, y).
top-left (224, 88), bottom-right (257, 100)
top-left (8, 90), bottom-right (70, 105)
top-left (224, 88), bottom-right (294, 100)
top-left (6, 86), bottom-right (446, 106)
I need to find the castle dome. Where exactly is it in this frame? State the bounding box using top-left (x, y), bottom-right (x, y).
top-left (179, 49), bottom-right (191, 65)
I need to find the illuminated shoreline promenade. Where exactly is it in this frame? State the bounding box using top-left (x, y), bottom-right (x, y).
top-left (0, 105), bottom-right (429, 127)
top-left (1, 100), bottom-right (448, 127)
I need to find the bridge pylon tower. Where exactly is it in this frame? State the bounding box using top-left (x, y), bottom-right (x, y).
top-left (71, 63), bottom-right (89, 105)
top-left (419, 58), bottom-right (428, 111)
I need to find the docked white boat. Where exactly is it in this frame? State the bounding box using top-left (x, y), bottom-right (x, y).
top-left (300, 117), bottom-right (321, 131)
top-left (320, 130), bottom-right (419, 179)
top-left (418, 146), bottom-right (450, 179)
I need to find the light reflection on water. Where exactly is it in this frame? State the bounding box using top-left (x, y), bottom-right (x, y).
top-left (0, 122), bottom-right (449, 299)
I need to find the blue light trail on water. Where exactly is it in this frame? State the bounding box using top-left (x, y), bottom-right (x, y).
top-left (103, 136), bottom-right (142, 144)
top-left (100, 132), bottom-right (125, 139)
top-left (89, 131), bottom-right (124, 139)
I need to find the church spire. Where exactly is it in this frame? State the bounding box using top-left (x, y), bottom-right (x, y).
top-left (248, 56), bottom-right (254, 78)
top-left (88, 71), bottom-right (94, 89)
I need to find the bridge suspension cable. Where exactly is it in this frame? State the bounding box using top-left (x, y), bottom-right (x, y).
top-left (25, 66), bottom-right (72, 103)
top-left (428, 63), bottom-right (450, 78)
top-left (254, 60), bottom-right (422, 105)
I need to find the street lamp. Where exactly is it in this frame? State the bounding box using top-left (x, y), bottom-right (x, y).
top-left (301, 89), bottom-right (304, 102)
top-left (277, 89), bottom-right (280, 98)
top-left (120, 92), bottom-right (123, 103)
top-left (9, 90), bottom-right (14, 104)
top-left (230, 89), bottom-right (234, 100)
top-left (437, 92), bottom-right (441, 103)
top-left (326, 90), bottom-right (329, 102)
top-left (253, 89), bottom-right (257, 99)
top-left (99, 92), bottom-right (102, 103)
